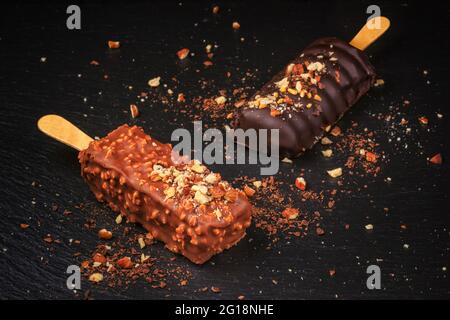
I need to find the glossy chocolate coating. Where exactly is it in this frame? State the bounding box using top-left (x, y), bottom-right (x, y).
top-left (79, 125), bottom-right (252, 264)
top-left (238, 37), bottom-right (376, 157)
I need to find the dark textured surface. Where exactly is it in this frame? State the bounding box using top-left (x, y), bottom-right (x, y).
top-left (0, 0), bottom-right (449, 299)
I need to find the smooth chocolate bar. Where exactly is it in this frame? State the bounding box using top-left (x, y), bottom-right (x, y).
top-left (238, 37), bottom-right (376, 157)
top-left (79, 125), bottom-right (252, 264)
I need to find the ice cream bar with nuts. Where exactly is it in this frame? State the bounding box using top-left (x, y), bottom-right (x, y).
top-left (238, 37), bottom-right (376, 157)
top-left (78, 124), bottom-right (252, 264)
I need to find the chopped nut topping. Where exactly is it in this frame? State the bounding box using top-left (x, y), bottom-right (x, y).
top-left (138, 237), bottom-right (146, 249)
top-left (177, 48), bottom-right (190, 60)
top-left (365, 151), bottom-right (377, 163)
top-left (130, 104), bottom-right (139, 118)
top-left (321, 149), bottom-right (333, 157)
top-left (89, 273), bottom-right (104, 283)
top-left (374, 79), bottom-right (385, 87)
top-left (321, 137), bottom-right (333, 145)
top-left (282, 208), bottom-right (299, 220)
top-left (295, 177), bottom-right (306, 191)
top-left (98, 229), bottom-right (113, 240)
top-left (232, 22), bottom-right (240, 30)
top-left (327, 167), bottom-right (342, 178)
top-left (177, 93), bottom-right (186, 102)
top-left (204, 173), bottom-right (218, 184)
top-left (214, 96), bottom-right (227, 105)
top-left (117, 257), bottom-right (133, 269)
top-left (429, 153), bottom-right (442, 164)
top-left (252, 181), bottom-right (262, 188)
top-left (107, 41), bottom-right (120, 49)
top-left (148, 76), bottom-right (161, 87)
top-left (243, 185), bottom-right (256, 197)
top-left (164, 186), bottom-right (176, 199)
top-left (418, 116), bottom-right (429, 125)
top-left (330, 126), bottom-right (341, 136)
top-left (191, 162), bottom-right (206, 173)
top-left (194, 190), bottom-right (210, 205)
top-left (214, 208), bottom-right (222, 220)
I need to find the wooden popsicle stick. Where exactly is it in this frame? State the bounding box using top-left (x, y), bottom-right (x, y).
top-left (37, 114), bottom-right (94, 151)
top-left (350, 16), bottom-right (390, 50)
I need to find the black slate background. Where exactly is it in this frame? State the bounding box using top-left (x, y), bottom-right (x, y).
top-left (0, 0), bottom-right (449, 299)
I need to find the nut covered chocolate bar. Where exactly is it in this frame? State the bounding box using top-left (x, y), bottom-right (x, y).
top-left (238, 37), bottom-right (376, 157)
top-left (79, 125), bottom-right (252, 264)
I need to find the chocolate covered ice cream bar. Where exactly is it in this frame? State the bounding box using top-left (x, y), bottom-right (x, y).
top-left (238, 37), bottom-right (376, 157)
top-left (79, 125), bottom-right (252, 264)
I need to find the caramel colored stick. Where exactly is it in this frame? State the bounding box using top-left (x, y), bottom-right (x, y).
top-left (37, 115), bottom-right (93, 151)
top-left (350, 16), bottom-right (390, 51)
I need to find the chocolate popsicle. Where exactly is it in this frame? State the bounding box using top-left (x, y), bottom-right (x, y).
top-left (238, 37), bottom-right (376, 157)
top-left (78, 124), bottom-right (252, 264)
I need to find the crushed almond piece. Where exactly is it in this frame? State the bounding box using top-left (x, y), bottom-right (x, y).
top-left (287, 88), bottom-right (298, 95)
top-left (164, 186), bottom-right (176, 198)
top-left (204, 173), bottom-right (218, 184)
top-left (194, 191), bottom-right (210, 205)
top-left (253, 181), bottom-right (262, 188)
top-left (117, 257), bottom-right (133, 269)
top-left (148, 76), bottom-right (161, 87)
top-left (130, 104), bottom-right (139, 118)
top-left (270, 109), bottom-right (281, 117)
top-left (321, 149), bottom-right (333, 157)
top-left (232, 22), bottom-right (240, 30)
top-left (177, 48), bottom-right (190, 60)
top-left (212, 5), bottom-right (219, 14)
top-left (177, 93), bottom-right (186, 102)
top-left (138, 237), bottom-right (146, 249)
top-left (141, 253), bottom-right (150, 263)
top-left (418, 116), bottom-right (429, 125)
top-left (365, 224), bottom-right (374, 230)
top-left (281, 157), bottom-right (293, 164)
top-left (282, 208), bottom-right (299, 220)
top-left (295, 177), bottom-right (307, 191)
top-left (211, 286), bottom-right (221, 293)
top-left (330, 126), bottom-right (341, 136)
top-left (107, 41), bottom-right (120, 49)
top-left (115, 214), bottom-right (122, 224)
top-left (327, 167), bottom-right (342, 178)
top-left (89, 273), bottom-right (103, 283)
top-left (20, 223), bottom-right (30, 229)
top-left (321, 137), bottom-right (333, 145)
top-left (93, 253), bottom-right (106, 264)
top-left (98, 229), bottom-right (113, 240)
top-left (429, 153), bottom-right (442, 164)
top-left (191, 162), bottom-right (205, 173)
top-left (243, 185), bottom-right (256, 197)
top-left (234, 99), bottom-right (246, 108)
top-left (215, 96), bottom-right (227, 105)
top-left (365, 151), bottom-right (377, 163)
top-left (374, 79), bottom-right (384, 87)
top-left (214, 208), bottom-right (222, 220)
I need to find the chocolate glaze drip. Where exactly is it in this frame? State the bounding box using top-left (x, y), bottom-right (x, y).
top-left (238, 37), bottom-right (376, 157)
top-left (79, 125), bottom-right (252, 264)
